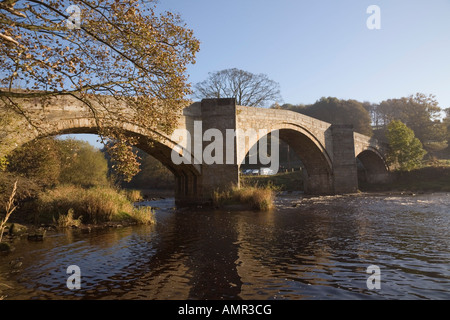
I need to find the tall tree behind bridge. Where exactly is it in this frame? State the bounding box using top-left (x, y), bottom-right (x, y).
top-left (193, 68), bottom-right (282, 107)
top-left (296, 97), bottom-right (373, 136)
top-left (376, 93), bottom-right (445, 143)
top-left (444, 108), bottom-right (450, 151)
top-left (386, 120), bottom-right (426, 171)
top-left (0, 0), bottom-right (200, 181)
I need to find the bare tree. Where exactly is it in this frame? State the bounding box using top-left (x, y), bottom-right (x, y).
top-left (194, 68), bottom-right (282, 107)
top-left (0, 180), bottom-right (17, 243)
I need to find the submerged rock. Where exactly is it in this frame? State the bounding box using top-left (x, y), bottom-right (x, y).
top-left (27, 229), bottom-right (46, 241)
top-left (9, 258), bottom-right (22, 269)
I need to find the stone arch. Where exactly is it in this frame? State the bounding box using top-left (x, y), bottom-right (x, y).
top-left (278, 125), bottom-right (333, 194)
top-left (5, 117), bottom-right (201, 203)
top-left (239, 122), bottom-right (334, 194)
top-left (356, 147), bottom-right (390, 184)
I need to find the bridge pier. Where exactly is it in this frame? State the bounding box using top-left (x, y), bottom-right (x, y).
top-left (331, 125), bottom-right (359, 193)
top-left (175, 105), bottom-right (362, 204)
top-left (303, 172), bottom-right (334, 195)
top-left (175, 174), bottom-right (199, 205)
top-left (198, 99), bottom-right (240, 200)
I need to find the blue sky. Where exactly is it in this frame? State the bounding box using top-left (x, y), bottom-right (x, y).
top-left (157, 0), bottom-right (450, 107)
top-left (71, 0), bottom-right (450, 147)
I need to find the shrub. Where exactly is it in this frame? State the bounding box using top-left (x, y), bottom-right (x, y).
top-left (58, 139), bottom-right (109, 187)
top-left (7, 137), bottom-right (110, 189)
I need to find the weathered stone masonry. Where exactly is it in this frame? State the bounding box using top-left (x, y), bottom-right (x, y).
top-left (1, 96), bottom-right (390, 205)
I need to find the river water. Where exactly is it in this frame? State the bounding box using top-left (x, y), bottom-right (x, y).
top-left (1, 193), bottom-right (449, 300)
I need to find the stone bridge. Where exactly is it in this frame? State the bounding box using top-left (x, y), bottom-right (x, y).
top-left (1, 95), bottom-right (390, 205)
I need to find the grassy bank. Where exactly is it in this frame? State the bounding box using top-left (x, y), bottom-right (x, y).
top-left (241, 171), bottom-right (303, 191)
top-left (243, 166), bottom-right (450, 193)
top-left (360, 166), bottom-right (450, 192)
top-left (34, 185), bottom-right (154, 226)
top-left (213, 185), bottom-right (275, 211)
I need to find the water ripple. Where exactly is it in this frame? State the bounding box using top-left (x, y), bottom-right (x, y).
top-left (1, 193), bottom-right (450, 299)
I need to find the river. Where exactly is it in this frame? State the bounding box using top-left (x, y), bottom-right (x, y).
top-left (1, 192), bottom-right (449, 300)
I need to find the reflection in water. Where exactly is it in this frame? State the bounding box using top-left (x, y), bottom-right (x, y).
top-left (1, 193), bottom-right (449, 300)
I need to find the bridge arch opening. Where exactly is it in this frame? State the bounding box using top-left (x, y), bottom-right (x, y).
top-left (239, 128), bottom-right (333, 194)
top-left (4, 121), bottom-right (201, 204)
top-left (356, 149), bottom-right (390, 186)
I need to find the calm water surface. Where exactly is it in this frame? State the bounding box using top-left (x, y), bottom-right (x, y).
top-left (1, 193), bottom-right (449, 300)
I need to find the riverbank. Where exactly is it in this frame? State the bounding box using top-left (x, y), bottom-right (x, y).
top-left (360, 166), bottom-right (450, 192)
top-left (241, 171), bottom-right (303, 191)
top-left (243, 166), bottom-right (450, 193)
top-left (139, 188), bottom-right (175, 201)
top-left (0, 217), bottom-right (143, 250)
top-left (0, 184), bottom-right (156, 253)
